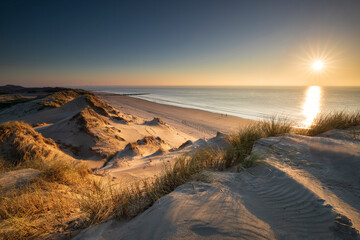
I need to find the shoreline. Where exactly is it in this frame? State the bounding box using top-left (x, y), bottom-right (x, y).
top-left (97, 92), bottom-right (253, 139)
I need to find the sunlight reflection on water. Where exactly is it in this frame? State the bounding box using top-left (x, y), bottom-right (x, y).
top-left (302, 86), bottom-right (322, 128)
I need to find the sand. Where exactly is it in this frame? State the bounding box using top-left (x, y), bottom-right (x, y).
top-left (253, 127), bottom-right (360, 232)
top-left (0, 91), bottom-right (201, 165)
top-left (0, 168), bottom-right (41, 192)
top-left (97, 92), bottom-right (253, 139)
top-left (1, 89), bottom-right (238, 181)
top-left (102, 132), bottom-right (229, 184)
top-left (74, 126), bottom-right (360, 240)
top-left (1, 88), bottom-right (359, 239)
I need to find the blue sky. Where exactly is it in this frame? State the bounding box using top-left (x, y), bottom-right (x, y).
top-left (1, 0), bottom-right (359, 86)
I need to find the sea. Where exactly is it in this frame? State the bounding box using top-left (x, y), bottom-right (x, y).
top-left (80, 86), bottom-right (360, 127)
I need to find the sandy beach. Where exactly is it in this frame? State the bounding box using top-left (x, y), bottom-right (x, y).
top-left (97, 92), bottom-right (253, 139)
top-left (0, 87), bottom-right (359, 239)
top-left (2, 1), bottom-right (360, 239)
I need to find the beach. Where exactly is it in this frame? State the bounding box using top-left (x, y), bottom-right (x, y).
top-left (0, 86), bottom-right (359, 239)
top-left (2, 1), bottom-right (360, 239)
top-left (97, 92), bottom-right (253, 139)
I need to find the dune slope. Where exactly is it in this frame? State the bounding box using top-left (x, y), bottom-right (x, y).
top-left (74, 126), bottom-right (360, 240)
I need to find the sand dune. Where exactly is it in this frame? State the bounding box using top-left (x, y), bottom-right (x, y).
top-left (38, 89), bottom-right (84, 108)
top-left (0, 89), bottom-right (197, 167)
top-left (0, 121), bottom-right (72, 163)
top-left (74, 127), bottom-right (360, 240)
top-left (253, 126), bottom-right (360, 232)
top-left (101, 133), bottom-right (229, 184)
top-left (38, 105), bottom-right (127, 159)
top-left (75, 168), bottom-right (358, 239)
top-left (0, 89), bottom-right (87, 124)
top-left (2, 88), bottom-right (359, 239)
top-left (111, 136), bottom-right (172, 161)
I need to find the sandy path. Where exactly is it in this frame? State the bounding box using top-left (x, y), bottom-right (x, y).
top-left (97, 92), bottom-right (253, 139)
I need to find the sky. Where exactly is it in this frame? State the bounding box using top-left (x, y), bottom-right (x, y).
top-left (1, 0), bottom-right (360, 87)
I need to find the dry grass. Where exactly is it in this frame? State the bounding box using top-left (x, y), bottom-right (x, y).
top-left (85, 94), bottom-right (118, 117)
top-left (38, 90), bottom-right (84, 108)
top-left (0, 121), bottom-right (93, 239)
top-left (0, 117), bottom-right (295, 239)
top-left (304, 111), bottom-right (360, 136)
top-left (79, 147), bottom-right (226, 224)
top-left (1, 112), bottom-right (359, 239)
top-left (224, 116), bottom-right (293, 168)
top-left (0, 157), bottom-right (92, 240)
top-left (0, 158), bottom-right (14, 174)
top-left (0, 95), bottom-right (33, 110)
top-left (0, 121), bottom-right (58, 165)
top-left (0, 183), bottom-right (80, 239)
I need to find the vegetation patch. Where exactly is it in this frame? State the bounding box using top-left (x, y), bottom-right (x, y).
top-left (224, 116), bottom-right (293, 168)
top-left (0, 121), bottom-right (59, 166)
top-left (38, 90), bottom-right (85, 108)
top-left (85, 94), bottom-right (118, 117)
top-left (304, 111), bottom-right (360, 136)
top-left (0, 158), bottom-right (92, 240)
top-left (1, 112), bottom-right (359, 239)
top-left (0, 95), bottom-right (35, 110)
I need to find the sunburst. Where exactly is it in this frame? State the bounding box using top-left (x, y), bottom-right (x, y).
top-left (296, 41), bottom-right (340, 80)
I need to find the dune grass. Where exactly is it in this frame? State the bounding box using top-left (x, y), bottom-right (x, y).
top-left (305, 111), bottom-right (360, 136)
top-left (0, 157), bottom-right (92, 240)
top-left (0, 116), bottom-right (296, 239)
top-left (78, 118), bottom-right (294, 227)
top-left (79, 147), bottom-right (226, 224)
top-left (0, 158), bottom-right (14, 174)
top-left (38, 89), bottom-right (84, 108)
top-left (1, 112), bottom-right (359, 239)
top-left (0, 97), bottom-right (34, 111)
top-left (0, 121), bottom-right (59, 166)
top-left (224, 116), bottom-right (293, 168)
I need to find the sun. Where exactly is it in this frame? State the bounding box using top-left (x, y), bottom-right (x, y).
top-left (312, 60), bottom-right (324, 71)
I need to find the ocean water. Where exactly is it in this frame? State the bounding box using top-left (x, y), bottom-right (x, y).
top-left (81, 86), bottom-right (360, 127)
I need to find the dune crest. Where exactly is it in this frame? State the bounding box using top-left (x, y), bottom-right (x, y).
top-left (39, 89), bottom-right (85, 108)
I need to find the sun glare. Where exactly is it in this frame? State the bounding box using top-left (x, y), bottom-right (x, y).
top-left (297, 43), bottom-right (339, 79)
top-left (312, 60), bottom-right (324, 71)
top-left (302, 86), bottom-right (321, 127)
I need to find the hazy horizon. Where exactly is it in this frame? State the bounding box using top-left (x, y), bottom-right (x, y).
top-left (1, 0), bottom-right (360, 87)
top-left (3, 83), bottom-right (360, 88)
